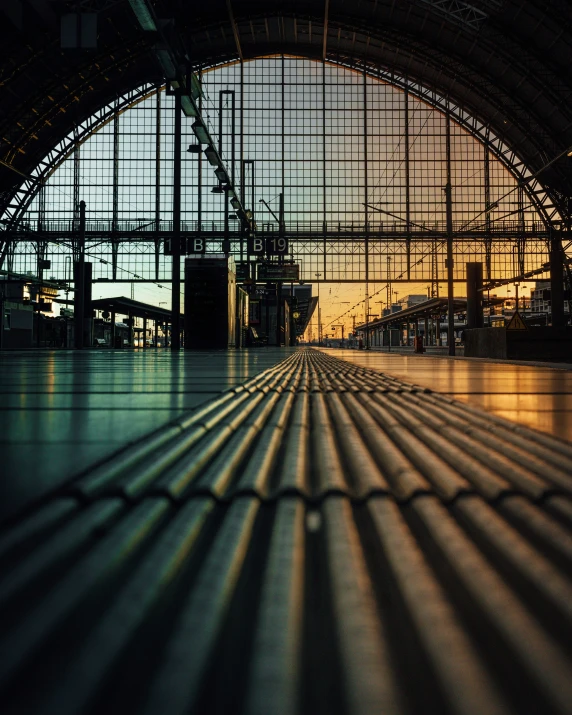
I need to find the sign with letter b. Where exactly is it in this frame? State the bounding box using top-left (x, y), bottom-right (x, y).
top-left (247, 237), bottom-right (265, 255)
top-left (189, 237), bottom-right (206, 254)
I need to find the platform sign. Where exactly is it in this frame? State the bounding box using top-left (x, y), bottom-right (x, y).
top-left (266, 237), bottom-right (289, 255)
top-left (257, 263), bottom-right (300, 281)
top-left (164, 237), bottom-right (182, 255)
top-left (247, 236), bottom-right (289, 256)
top-left (506, 311), bottom-right (528, 331)
top-left (247, 236), bottom-right (265, 255)
top-left (165, 237), bottom-right (207, 255)
top-left (187, 237), bottom-right (207, 254)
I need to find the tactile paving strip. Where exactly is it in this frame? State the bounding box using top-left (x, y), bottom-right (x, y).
top-left (1, 349), bottom-right (571, 715)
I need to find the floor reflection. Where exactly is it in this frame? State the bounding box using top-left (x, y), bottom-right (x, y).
top-left (327, 349), bottom-right (572, 441)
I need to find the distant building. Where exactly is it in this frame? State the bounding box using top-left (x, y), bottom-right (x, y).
top-left (397, 294), bottom-right (428, 310)
top-left (530, 280), bottom-right (570, 314)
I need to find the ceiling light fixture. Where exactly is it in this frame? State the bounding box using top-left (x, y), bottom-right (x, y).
top-left (128, 0), bottom-right (157, 31)
top-left (181, 95), bottom-right (198, 117)
top-left (204, 146), bottom-right (219, 166)
top-left (191, 120), bottom-right (209, 144)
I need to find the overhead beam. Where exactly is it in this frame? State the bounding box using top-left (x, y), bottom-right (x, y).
top-left (226, 0), bottom-right (243, 61)
top-left (322, 0), bottom-right (329, 60)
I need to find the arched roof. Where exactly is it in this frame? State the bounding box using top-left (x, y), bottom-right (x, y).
top-left (1, 0), bottom-right (571, 219)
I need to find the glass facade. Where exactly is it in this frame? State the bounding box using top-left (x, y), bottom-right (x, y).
top-left (10, 57), bottom-right (546, 287)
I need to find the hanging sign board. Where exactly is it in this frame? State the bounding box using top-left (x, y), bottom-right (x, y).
top-left (257, 263), bottom-right (300, 281)
top-left (265, 237), bottom-right (289, 255)
top-left (164, 237), bottom-right (207, 255)
top-left (247, 237), bottom-right (289, 256)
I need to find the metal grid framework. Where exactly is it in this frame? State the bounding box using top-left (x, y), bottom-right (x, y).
top-left (4, 57), bottom-right (550, 285)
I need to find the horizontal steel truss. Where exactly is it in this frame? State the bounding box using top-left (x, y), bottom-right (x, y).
top-left (6, 226), bottom-right (549, 284)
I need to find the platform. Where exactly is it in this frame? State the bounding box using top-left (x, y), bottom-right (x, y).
top-left (1, 348), bottom-right (572, 715)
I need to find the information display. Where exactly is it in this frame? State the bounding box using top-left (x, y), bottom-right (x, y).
top-left (236, 262), bottom-right (251, 282)
top-left (257, 263), bottom-right (300, 281)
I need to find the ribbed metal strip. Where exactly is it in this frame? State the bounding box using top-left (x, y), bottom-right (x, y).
top-left (0, 493), bottom-right (571, 714)
top-left (0, 498), bottom-right (170, 690)
top-left (243, 499), bottom-right (305, 715)
top-left (322, 497), bottom-right (402, 715)
top-left (411, 496), bottom-right (572, 715)
top-left (51, 350), bottom-right (572, 506)
top-left (39, 497), bottom-right (216, 715)
top-left (140, 497), bottom-right (260, 715)
top-left (0, 499), bottom-right (124, 614)
top-left (367, 497), bottom-right (509, 715)
top-left (2, 349), bottom-right (572, 715)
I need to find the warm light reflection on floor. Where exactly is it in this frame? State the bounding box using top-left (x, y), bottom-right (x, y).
top-left (326, 348), bottom-right (572, 441)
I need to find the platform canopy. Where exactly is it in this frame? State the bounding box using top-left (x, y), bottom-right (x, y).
top-left (91, 296), bottom-right (182, 323)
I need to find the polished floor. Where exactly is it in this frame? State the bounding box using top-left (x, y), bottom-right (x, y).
top-left (2, 349), bottom-right (572, 715)
top-left (2, 346), bottom-right (572, 523)
top-left (0, 349), bottom-right (294, 521)
top-left (327, 348), bottom-right (572, 441)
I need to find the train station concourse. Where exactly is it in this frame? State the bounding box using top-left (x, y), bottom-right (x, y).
top-left (1, 1), bottom-right (572, 714)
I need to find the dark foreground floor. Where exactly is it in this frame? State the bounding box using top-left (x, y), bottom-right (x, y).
top-left (1, 348), bottom-right (572, 715)
top-left (0, 348), bottom-right (294, 521)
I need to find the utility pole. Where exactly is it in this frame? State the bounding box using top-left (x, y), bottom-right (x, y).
top-left (386, 256), bottom-right (392, 311)
top-left (445, 113), bottom-right (455, 356)
top-left (74, 200), bottom-right (86, 349)
top-left (171, 90), bottom-right (182, 351)
top-left (315, 273), bottom-right (322, 345)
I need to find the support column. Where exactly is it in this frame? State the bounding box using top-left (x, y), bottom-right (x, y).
top-left (445, 113), bottom-right (455, 356)
top-left (484, 142), bottom-right (492, 281)
top-left (550, 228), bottom-right (565, 327)
top-left (424, 317), bottom-right (429, 346)
top-left (128, 312), bottom-right (134, 347)
top-left (143, 317), bottom-right (148, 348)
top-left (73, 200), bottom-right (86, 349)
top-left (466, 262), bottom-right (484, 329)
top-left (171, 92), bottom-right (182, 351)
top-left (154, 319), bottom-right (159, 348)
top-left (404, 83), bottom-right (411, 279)
top-left (112, 103), bottom-right (120, 280)
top-left (111, 310), bottom-right (116, 348)
top-left (154, 87), bottom-right (162, 280)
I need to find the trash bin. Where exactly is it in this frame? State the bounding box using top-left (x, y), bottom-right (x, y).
top-left (414, 335), bottom-right (424, 353)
